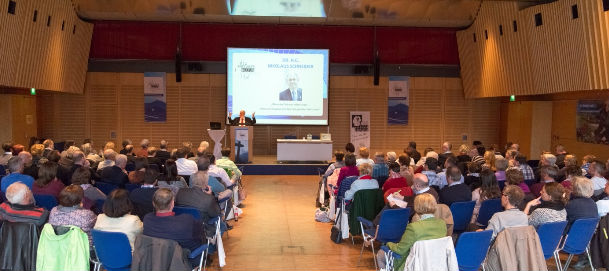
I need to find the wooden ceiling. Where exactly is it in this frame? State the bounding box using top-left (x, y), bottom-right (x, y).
top-left (73, 0), bottom-right (553, 28)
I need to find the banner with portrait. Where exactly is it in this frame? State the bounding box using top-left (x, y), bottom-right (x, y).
top-left (350, 111), bottom-right (370, 154)
top-left (577, 99), bottom-right (609, 144)
top-left (144, 72), bottom-right (167, 122)
top-left (388, 76), bottom-right (409, 125)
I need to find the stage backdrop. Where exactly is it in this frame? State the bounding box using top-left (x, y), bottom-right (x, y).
top-left (144, 72), bottom-right (167, 122)
top-left (350, 111), bottom-right (370, 154)
top-left (577, 99), bottom-right (609, 144)
top-left (388, 76), bottom-right (409, 125)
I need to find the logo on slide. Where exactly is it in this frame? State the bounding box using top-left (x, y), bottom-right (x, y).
top-left (237, 61), bottom-right (255, 79)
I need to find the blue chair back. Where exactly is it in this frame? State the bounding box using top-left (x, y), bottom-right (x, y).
top-left (173, 206), bottom-right (201, 220)
top-left (91, 230), bottom-right (132, 271)
top-left (536, 220), bottom-right (568, 259)
top-left (0, 164), bottom-right (5, 177)
top-left (562, 217), bottom-right (600, 254)
top-left (33, 194), bottom-right (58, 211)
top-left (376, 175), bottom-right (389, 188)
top-left (376, 208), bottom-right (410, 243)
top-left (455, 230), bottom-right (493, 271)
top-left (450, 201), bottom-right (476, 233)
top-left (125, 183), bottom-right (141, 193)
top-left (95, 182), bottom-right (118, 195)
top-left (476, 198), bottom-right (502, 227)
top-left (337, 176), bottom-right (358, 199)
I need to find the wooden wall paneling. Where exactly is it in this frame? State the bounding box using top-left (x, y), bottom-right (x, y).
top-left (11, 95), bottom-right (37, 146)
top-left (328, 76), bottom-right (356, 152)
top-left (0, 0), bottom-right (22, 86)
top-left (0, 95), bottom-right (12, 143)
top-left (530, 101), bottom-right (553, 156)
top-left (409, 77), bottom-right (444, 151)
top-left (176, 74), bottom-right (211, 149)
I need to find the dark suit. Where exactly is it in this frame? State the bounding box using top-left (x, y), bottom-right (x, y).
top-left (57, 164), bottom-right (82, 186)
top-left (439, 183), bottom-right (472, 206)
top-left (143, 213), bottom-right (203, 252)
top-left (279, 88), bottom-right (302, 101)
top-left (130, 187), bottom-right (158, 220)
top-left (147, 157), bottom-right (163, 172)
top-left (176, 188), bottom-right (221, 237)
top-left (156, 150), bottom-right (170, 164)
top-left (228, 116), bottom-right (256, 126)
top-left (100, 165), bottom-right (128, 187)
top-left (438, 152), bottom-right (455, 169)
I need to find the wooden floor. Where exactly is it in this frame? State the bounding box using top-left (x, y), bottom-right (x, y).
top-left (208, 175), bottom-right (593, 271)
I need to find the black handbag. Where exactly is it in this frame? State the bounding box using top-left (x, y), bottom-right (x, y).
top-left (330, 225), bottom-right (342, 244)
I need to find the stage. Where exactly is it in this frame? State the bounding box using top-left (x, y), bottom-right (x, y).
top-left (236, 155), bottom-right (330, 175)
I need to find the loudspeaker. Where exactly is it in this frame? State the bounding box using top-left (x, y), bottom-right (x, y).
top-left (175, 52), bottom-right (182, 82)
top-left (373, 51), bottom-right (380, 86)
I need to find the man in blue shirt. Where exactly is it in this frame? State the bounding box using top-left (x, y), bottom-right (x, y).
top-left (1, 157), bottom-right (34, 192)
top-left (371, 152), bottom-right (389, 181)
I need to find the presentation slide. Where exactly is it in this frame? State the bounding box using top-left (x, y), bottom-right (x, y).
top-left (227, 48), bottom-right (329, 125)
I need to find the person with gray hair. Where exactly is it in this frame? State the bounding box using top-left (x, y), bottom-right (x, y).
top-left (589, 160), bottom-right (608, 195)
top-left (1, 157), bottom-right (34, 192)
top-left (19, 151), bottom-right (38, 179)
top-left (175, 171), bottom-right (221, 238)
top-left (406, 173), bottom-right (440, 210)
top-left (156, 139), bottom-right (171, 165)
top-left (100, 154), bottom-right (129, 187)
top-left (136, 139), bottom-right (150, 158)
top-left (565, 176), bottom-right (598, 235)
top-left (279, 71), bottom-right (302, 101)
top-left (97, 149), bottom-right (116, 172)
top-left (344, 163), bottom-right (379, 200)
top-left (0, 182), bottom-right (49, 227)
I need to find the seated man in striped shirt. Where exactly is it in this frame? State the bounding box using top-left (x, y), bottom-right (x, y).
top-left (0, 182), bottom-right (49, 227)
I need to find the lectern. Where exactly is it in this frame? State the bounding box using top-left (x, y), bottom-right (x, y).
top-left (230, 126), bottom-right (253, 163)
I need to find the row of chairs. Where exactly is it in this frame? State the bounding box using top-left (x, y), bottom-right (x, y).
top-left (379, 217), bottom-right (601, 271)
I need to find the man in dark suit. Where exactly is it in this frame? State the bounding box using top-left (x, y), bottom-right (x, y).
top-left (130, 168), bottom-right (159, 220)
top-left (438, 141), bottom-right (455, 170)
top-left (227, 110), bottom-right (256, 126)
top-left (439, 167), bottom-right (472, 206)
top-left (100, 154), bottom-right (129, 187)
top-left (279, 72), bottom-right (302, 101)
top-left (155, 139), bottom-right (170, 165)
top-left (176, 170), bottom-right (221, 238)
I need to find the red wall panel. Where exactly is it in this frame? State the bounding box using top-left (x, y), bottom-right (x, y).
top-left (90, 22), bottom-right (459, 65)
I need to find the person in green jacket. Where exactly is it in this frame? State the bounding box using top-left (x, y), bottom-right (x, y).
top-left (377, 193), bottom-right (447, 271)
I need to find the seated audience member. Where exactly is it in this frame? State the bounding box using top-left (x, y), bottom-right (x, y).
top-left (471, 169), bottom-right (502, 224)
top-left (561, 165), bottom-right (582, 191)
top-left (97, 149), bottom-right (116, 172)
top-left (129, 168), bottom-right (159, 219)
top-left (386, 151), bottom-right (398, 164)
top-left (406, 173), bottom-right (440, 209)
top-left (335, 153), bottom-right (359, 193)
top-left (439, 167), bottom-right (471, 206)
top-left (143, 188), bottom-right (203, 267)
top-left (156, 140), bottom-right (171, 165)
top-left (376, 193), bottom-right (447, 271)
top-left (182, 142), bottom-right (195, 159)
top-left (94, 189), bottom-right (143, 249)
top-left (128, 157), bottom-right (148, 184)
top-left (469, 146), bottom-right (485, 166)
top-left (42, 139), bottom-right (54, 158)
top-left (515, 154), bottom-right (535, 183)
top-left (534, 153), bottom-right (558, 183)
top-left (506, 168), bottom-right (530, 195)
top-left (176, 147), bottom-right (197, 176)
top-left (482, 151), bottom-right (496, 171)
top-left (81, 143), bottom-right (102, 167)
top-left (437, 157), bottom-right (464, 189)
top-left (136, 139), bottom-right (149, 158)
top-left (398, 154), bottom-right (414, 183)
top-left (405, 141), bottom-right (421, 164)
top-left (49, 185), bottom-right (97, 245)
top-left (581, 155), bottom-right (596, 177)
top-left (0, 182), bottom-right (48, 227)
top-left (480, 185), bottom-right (527, 239)
top-left (494, 158), bottom-right (508, 189)
top-left (100, 154), bottom-right (129, 187)
top-left (421, 157), bottom-right (441, 189)
top-left (32, 162), bottom-right (65, 198)
top-left (19, 151), bottom-right (38, 179)
top-left (555, 145), bottom-right (568, 169)
top-left (71, 167), bottom-right (106, 203)
top-left (589, 160), bottom-right (608, 196)
top-left (560, 154), bottom-right (579, 177)
top-left (323, 151), bottom-right (345, 179)
top-left (30, 144), bottom-right (44, 167)
top-left (345, 142), bottom-right (355, 154)
top-left (524, 182), bottom-right (568, 228)
top-left (565, 176), bottom-right (599, 233)
top-left (11, 144), bottom-right (24, 156)
top-left (146, 147), bottom-right (163, 171)
top-left (356, 147), bottom-right (375, 166)
top-left (194, 155), bottom-right (227, 196)
top-left (465, 162), bottom-right (482, 190)
top-left (438, 141), bottom-right (454, 169)
top-left (456, 144), bottom-right (472, 165)
top-left (344, 163), bottom-right (379, 200)
top-left (415, 150), bottom-right (438, 170)
top-left (0, 142), bottom-right (13, 166)
top-left (198, 141), bottom-right (209, 154)
top-left (103, 141), bottom-right (116, 152)
top-left (207, 153), bottom-right (233, 187)
top-left (157, 160), bottom-right (188, 193)
top-left (119, 139), bottom-right (132, 155)
top-left (58, 150), bottom-right (88, 186)
top-left (216, 148), bottom-right (242, 180)
top-left (382, 162), bottom-right (409, 193)
top-left (596, 182), bottom-right (609, 217)
top-left (47, 150), bottom-right (61, 163)
top-left (176, 171), bottom-right (221, 235)
top-left (1, 157), bottom-right (34, 192)
top-left (531, 166), bottom-right (559, 198)
top-left (371, 152), bottom-right (389, 182)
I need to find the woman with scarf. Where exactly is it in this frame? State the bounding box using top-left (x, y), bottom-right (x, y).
top-left (524, 181), bottom-right (568, 228)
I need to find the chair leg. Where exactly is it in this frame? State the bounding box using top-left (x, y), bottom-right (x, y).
top-left (203, 248), bottom-right (209, 271)
top-left (357, 238), bottom-right (366, 266)
top-left (563, 254), bottom-right (574, 271)
top-left (586, 247), bottom-right (595, 271)
top-left (371, 241), bottom-right (378, 271)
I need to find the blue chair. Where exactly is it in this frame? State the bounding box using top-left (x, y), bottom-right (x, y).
top-left (536, 220), bottom-right (568, 268)
top-left (33, 194), bottom-right (58, 211)
top-left (125, 183), bottom-right (140, 193)
top-left (95, 182), bottom-right (118, 195)
top-left (450, 201), bottom-right (476, 233)
top-left (476, 198), bottom-right (502, 227)
top-left (455, 230), bottom-right (493, 271)
top-left (357, 208), bottom-right (411, 269)
top-left (218, 193), bottom-right (233, 219)
top-left (380, 245), bottom-right (402, 271)
top-left (91, 230), bottom-right (132, 271)
top-left (557, 217), bottom-right (600, 271)
top-left (173, 206), bottom-right (201, 220)
top-left (337, 176), bottom-right (359, 200)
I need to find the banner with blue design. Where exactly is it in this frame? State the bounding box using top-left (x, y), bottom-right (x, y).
top-left (388, 76), bottom-right (409, 125)
top-left (144, 72), bottom-right (167, 122)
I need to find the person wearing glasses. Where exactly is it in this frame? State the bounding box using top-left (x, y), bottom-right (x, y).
top-left (478, 185), bottom-right (527, 239)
